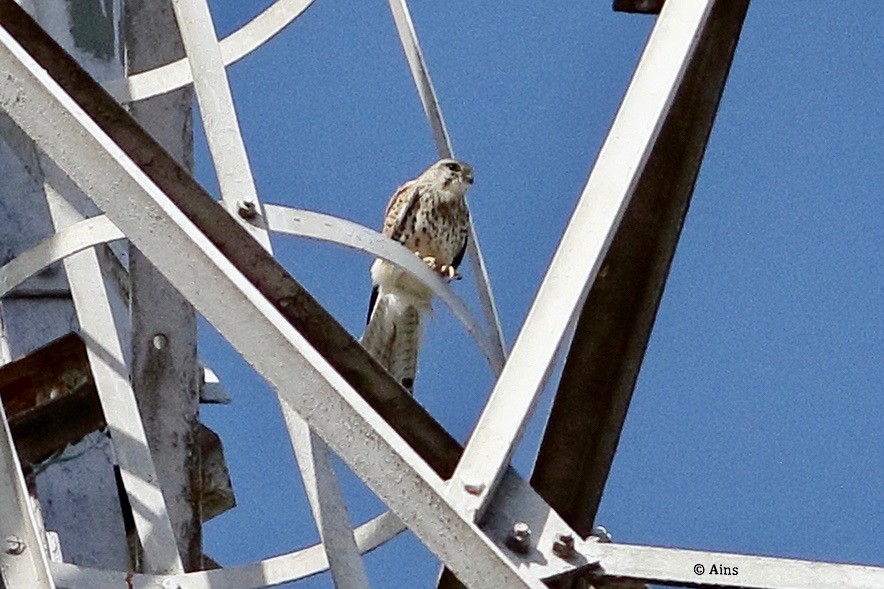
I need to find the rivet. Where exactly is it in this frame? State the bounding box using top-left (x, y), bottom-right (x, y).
top-left (152, 334), bottom-right (168, 350)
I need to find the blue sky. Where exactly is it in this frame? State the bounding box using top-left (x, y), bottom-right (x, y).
top-left (194, 2), bottom-right (882, 586)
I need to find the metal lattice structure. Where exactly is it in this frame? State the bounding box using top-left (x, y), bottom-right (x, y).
top-left (0, 0), bottom-right (881, 588)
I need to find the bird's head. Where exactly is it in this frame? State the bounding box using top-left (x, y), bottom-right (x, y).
top-left (426, 158), bottom-right (474, 195)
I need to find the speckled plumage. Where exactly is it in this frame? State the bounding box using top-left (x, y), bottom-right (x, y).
top-left (361, 159), bottom-right (473, 392)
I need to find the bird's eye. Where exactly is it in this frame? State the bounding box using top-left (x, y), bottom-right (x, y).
top-left (445, 162), bottom-right (460, 171)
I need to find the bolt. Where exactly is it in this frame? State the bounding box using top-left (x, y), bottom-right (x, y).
top-left (4, 536), bottom-right (25, 555)
top-left (552, 533), bottom-right (575, 559)
top-left (237, 200), bottom-right (258, 220)
top-left (161, 578), bottom-right (181, 589)
top-left (506, 522), bottom-right (531, 554)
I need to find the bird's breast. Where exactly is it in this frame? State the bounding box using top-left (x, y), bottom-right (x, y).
top-left (407, 196), bottom-right (468, 264)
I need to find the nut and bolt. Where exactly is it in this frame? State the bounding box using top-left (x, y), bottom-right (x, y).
top-left (237, 200), bottom-right (258, 220)
top-left (161, 579), bottom-right (181, 589)
top-left (552, 533), bottom-right (575, 559)
top-left (4, 535), bottom-right (25, 555)
top-left (506, 522), bottom-right (531, 554)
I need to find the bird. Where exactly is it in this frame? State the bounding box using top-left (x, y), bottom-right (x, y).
top-left (361, 158), bottom-right (474, 393)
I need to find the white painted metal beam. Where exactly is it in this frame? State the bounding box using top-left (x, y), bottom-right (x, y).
top-left (50, 511), bottom-right (404, 588)
top-left (532, 0), bottom-right (751, 538)
top-left (170, 0), bottom-right (272, 249)
top-left (41, 168), bottom-right (185, 575)
top-left (264, 204), bottom-right (501, 371)
top-left (587, 542), bottom-right (884, 589)
top-left (0, 401), bottom-right (56, 589)
top-left (387, 0), bottom-right (507, 369)
top-left (443, 0), bottom-right (718, 522)
top-left (105, 0), bottom-right (317, 103)
top-left (169, 1), bottom-right (369, 584)
top-left (0, 7), bottom-right (539, 586)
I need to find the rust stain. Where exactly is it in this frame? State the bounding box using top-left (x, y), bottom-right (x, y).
top-left (125, 572), bottom-right (134, 589)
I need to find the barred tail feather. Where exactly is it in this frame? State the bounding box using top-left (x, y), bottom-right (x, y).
top-left (361, 294), bottom-right (393, 370)
top-left (387, 304), bottom-right (421, 393)
top-left (360, 293), bottom-right (423, 394)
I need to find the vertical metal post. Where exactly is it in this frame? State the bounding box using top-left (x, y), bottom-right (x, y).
top-left (125, 0), bottom-right (203, 571)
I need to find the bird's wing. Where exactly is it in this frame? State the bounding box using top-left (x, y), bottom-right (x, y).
top-left (452, 233), bottom-right (469, 271)
top-left (383, 179), bottom-right (421, 241)
top-left (366, 285), bottom-right (379, 325)
top-left (367, 179), bottom-right (421, 324)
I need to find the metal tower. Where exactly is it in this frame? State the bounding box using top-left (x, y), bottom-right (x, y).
top-left (0, 0), bottom-right (880, 588)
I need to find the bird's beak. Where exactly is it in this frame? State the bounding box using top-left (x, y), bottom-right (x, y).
top-left (462, 165), bottom-right (474, 185)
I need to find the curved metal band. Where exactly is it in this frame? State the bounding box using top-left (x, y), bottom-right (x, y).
top-left (103, 0), bottom-right (317, 103)
top-left (263, 204), bottom-right (503, 371)
top-left (51, 511), bottom-right (404, 589)
top-left (0, 207), bottom-right (501, 370)
top-left (0, 215), bottom-right (124, 297)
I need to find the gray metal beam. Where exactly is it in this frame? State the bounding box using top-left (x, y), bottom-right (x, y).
top-left (125, 0), bottom-right (203, 571)
top-left (531, 0), bottom-right (751, 537)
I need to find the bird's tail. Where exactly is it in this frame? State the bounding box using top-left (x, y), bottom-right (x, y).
top-left (361, 293), bottom-right (423, 393)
